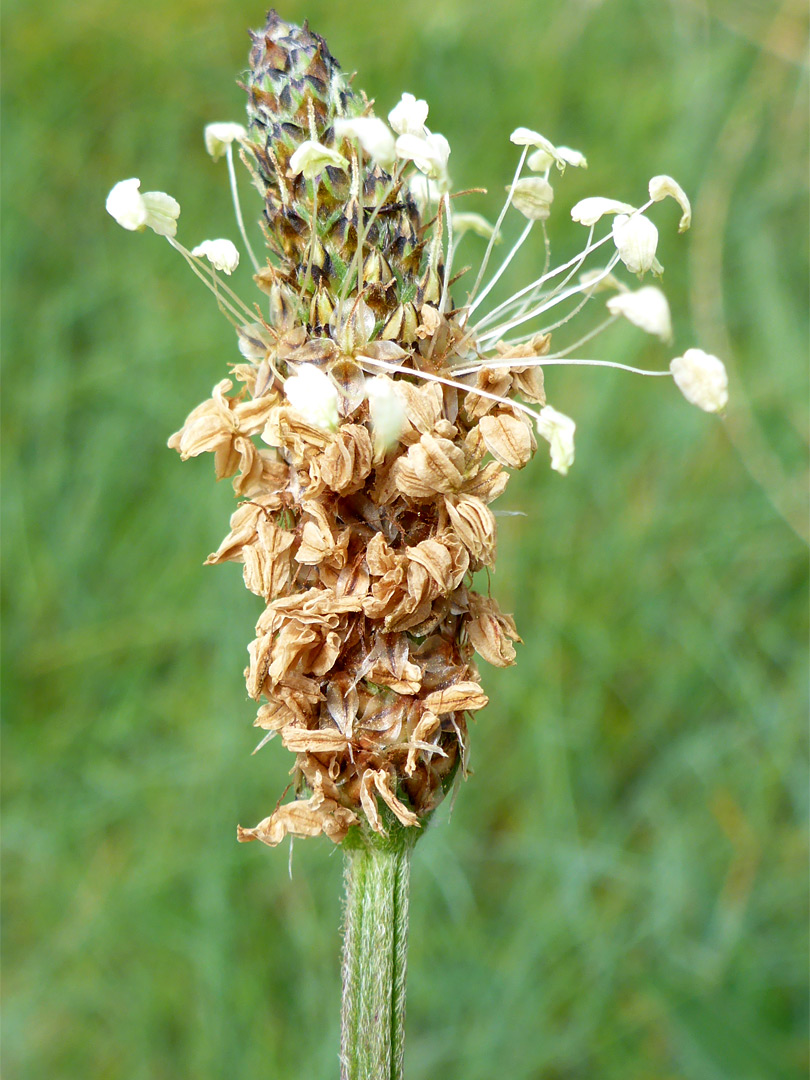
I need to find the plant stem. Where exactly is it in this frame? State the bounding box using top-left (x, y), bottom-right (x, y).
top-left (340, 824), bottom-right (416, 1080)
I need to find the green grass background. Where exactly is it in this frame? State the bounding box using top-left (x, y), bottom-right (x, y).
top-left (3, 0), bottom-right (808, 1076)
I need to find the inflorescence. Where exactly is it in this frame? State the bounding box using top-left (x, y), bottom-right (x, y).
top-left (106, 10), bottom-right (728, 848)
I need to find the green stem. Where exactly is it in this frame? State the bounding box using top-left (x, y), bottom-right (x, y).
top-left (340, 825), bottom-right (416, 1080)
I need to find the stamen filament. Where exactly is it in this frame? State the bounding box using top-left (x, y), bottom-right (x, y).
top-left (467, 220), bottom-right (533, 316)
top-left (493, 313), bottom-right (617, 357)
top-left (466, 146), bottom-right (528, 307)
top-left (226, 144), bottom-right (261, 272)
top-left (167, 237), bottom-right (246, 326)
top-left (452, 355), bottom-right (671, 378)
top-left (356, 353), bottom-right (547, 428)
top-left (438, 192), bottom-right (454, 315)
top-left (478, 256), bottom-right (620, 344)
top-left (474, 224), bottom-right (602, 332)
top-left (300, 180), bottom-right (320, 300)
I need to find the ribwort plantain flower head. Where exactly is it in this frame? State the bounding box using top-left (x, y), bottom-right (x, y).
top-left (106, 9), bottom-right (728, 849)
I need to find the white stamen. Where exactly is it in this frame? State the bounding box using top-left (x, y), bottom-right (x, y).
top-left (467, 145), bottom-right (528, 306)
top-left (191, 238), bottom-right (240, 274)
top-left (225, 144), bottom-right (260, 271)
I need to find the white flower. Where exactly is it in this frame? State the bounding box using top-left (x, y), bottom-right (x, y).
top-left (648, 174), bottom-right (692, 233)
top-left (612, 213), bottom-right (662, 275)
top-left (535, 405), bottom-right (576, 475)
top-left (510, 129), bottom-right (586, 172)
top-left (395, 132), bottom-right (451, 190)
top-left (570, 197), bottom-right (637, 227)
top-left (451, 212), bottom-right (498, 240)
top-left (204, 122), bottom-right (247, 161)
top-left (606, 286), bottom-right (672, 341)
top-left (670, 348), bottom-right (728, 413)
top-left (388, 92), bottom-right (429, 137)
top-left (527, 146), bottom-right (555, 173)
top-left (510, 127), bottom-right (556, 156)
top-left (334, 117), bottom-right (396, 169)
top-left (554, 145), bottom-right (587, 170)
top-left (283, 365), bottom-right (340, 430)
top-left (288, 140), bottom-right (349, 179)
top-left (408, 173), bottom-right (441, 212)
top-left (191, 238), bottom-right (240, 274)
top-left (365, 376), bottom-right (406, 453)
top-left (105, 178), bottom-right (180, 237)
top-left (509, 177), bottom-right (554, 221)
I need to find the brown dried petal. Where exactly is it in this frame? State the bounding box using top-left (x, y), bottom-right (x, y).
top-left (404, 711), bottom-right (443, 777)
top-left (479, 411), bottom-right (535, 469)
top-left (229, 439), bottom-right (266, 496)
top-left (445, 494), bottom-right (497, 565)
top-left (511, 365), bottom-right (546, 404)
top-left (464, 367), bottom-right (513, 421)
top-left (262, 407), bottom-right (333, 459)
top-left (393, 433), bottom-right (465, 498)
top-left (359, 769), bottom-right (384, 833)
top-left (280, 726), bottom-right (349, 753)
top-left (266, 623), bottom-right (319, 685)
top-left (308, 630), bottom-right (342, 678)
top-left (316, 424), bottom-right (373, 494)
top-left (366, 533), bottom-right (399, 577)
top-left (167, 379), bottom-right (234, 459)
top-left (206, 500), bottom-right (265, 564)
top-left (237, 792), bottom-right (358, 847)
top-left (360, 769), bottom-right (420, 831)
top-left (396, 380), bottom-right (444, 437)
top-left (462, 460), bottom-right (510, 504)
top-left (415, 304), bottom-right (441, 340)
top-left (254, 699), bottom-right (300, 731)
top-left (265, 585), bottom-right (363, 625)
top-left (246, 633), bottom-right (273, 699)
top-left (406, 533), bottom-right (470, 592)
top-left (232, 391), bottom-right (283, 435)
top-left (326, 674), bottom-right (360, 734)
top-left (241, 516), bottom-right (296, 599)
top-left (422, 681), bottom-right (489, 714)
top-left (466, 593), bottom-right (522, 667)
top-left (372, 769), bottom-right (420, 827)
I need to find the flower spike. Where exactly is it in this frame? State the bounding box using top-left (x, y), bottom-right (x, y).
top-left (106, 8), bottom-right (727, 856)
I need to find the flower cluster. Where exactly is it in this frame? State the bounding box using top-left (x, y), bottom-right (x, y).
top-left (106, 10), bottom-right (727, 847)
